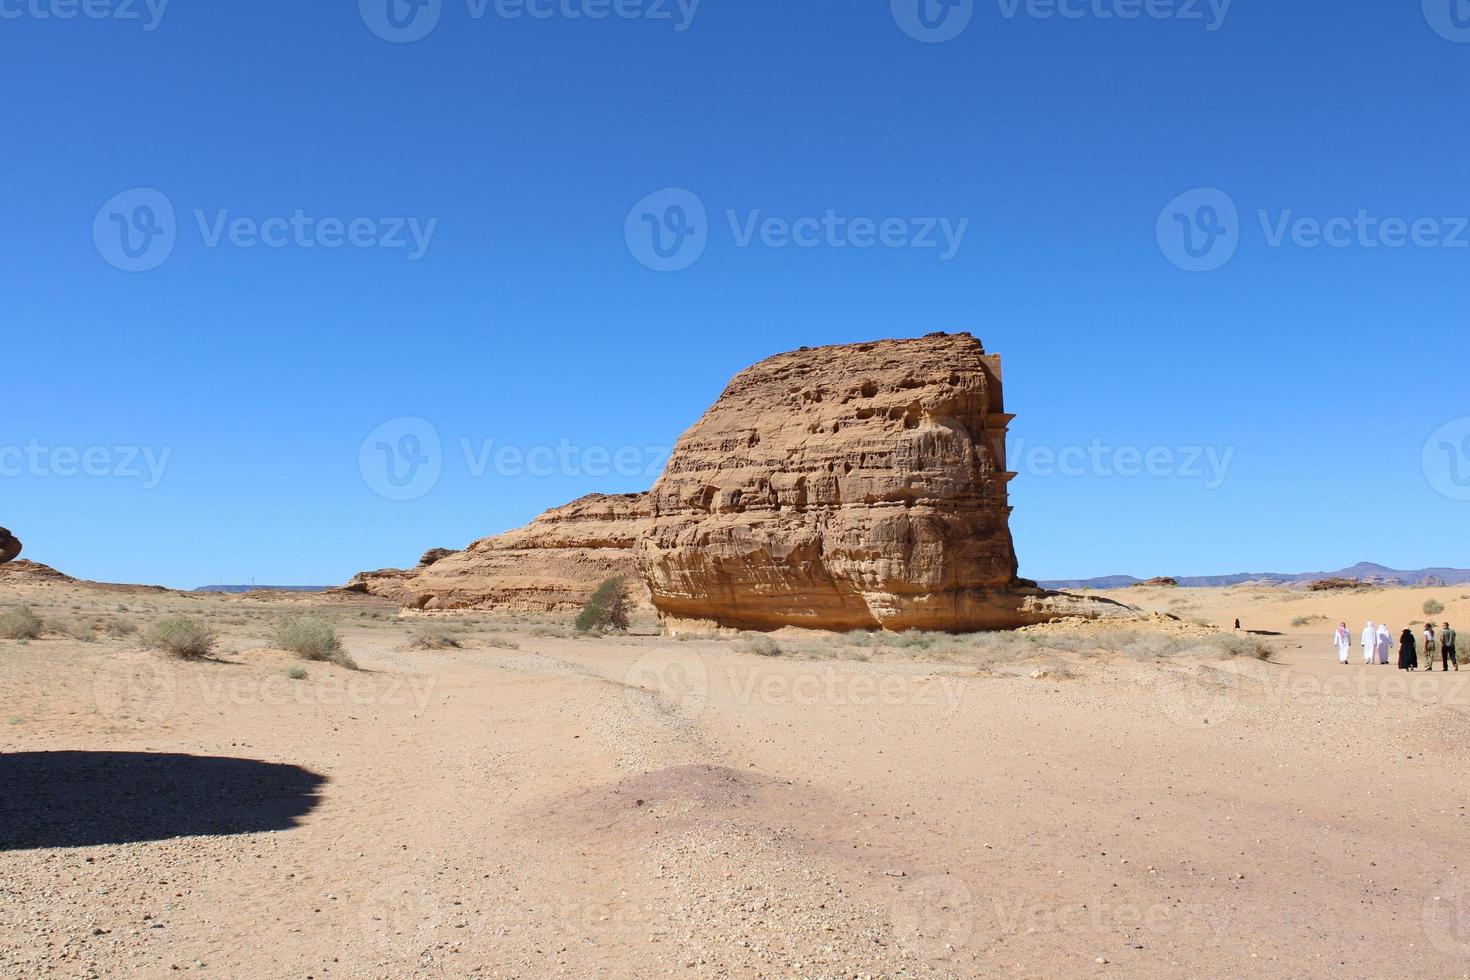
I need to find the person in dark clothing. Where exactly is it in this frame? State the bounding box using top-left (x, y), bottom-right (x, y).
top-left (1443, 623), bottom-right (1459, 672)
top-left (1398, 628), bottom-right (1418, 671)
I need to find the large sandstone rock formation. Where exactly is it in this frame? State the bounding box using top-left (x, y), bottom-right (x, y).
top-left (0, 528), bottom-right (21, 565)
top-left (346, 493), bottom-right (651, 612)
top-left (639, 333), bottom-right (1112, 631)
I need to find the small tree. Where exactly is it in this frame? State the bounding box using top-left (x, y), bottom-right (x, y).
top-left (1425, 599), bottom-right (1446, 617)
top-left (576, 577), bottom-right (633, 633)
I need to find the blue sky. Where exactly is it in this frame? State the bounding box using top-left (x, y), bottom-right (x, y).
top-left (4, 0), bottom-right (1469, 588)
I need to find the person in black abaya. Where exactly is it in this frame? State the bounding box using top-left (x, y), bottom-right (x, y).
top-left (1399, 627), bottom-right (1418, 671)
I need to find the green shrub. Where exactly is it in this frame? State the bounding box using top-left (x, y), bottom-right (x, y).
top-left (575, 577), bottom-right (633, 633)
top-left (738, 633), bottom-right (783, 657)
top-left (142, 616), bottom-right (217, 659)
top-left (271, 616), bottom-right (356, 668)
top-left (1425, 599), bottom-right (1446, 616)
top-left (0, 606), bottom-right (43, 640)
top-left (286, 666), bottom-right (308, 680)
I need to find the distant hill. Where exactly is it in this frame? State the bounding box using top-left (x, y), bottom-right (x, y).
top-left (1039, 562), bottom-right (1470, 591)
top-left (194, 585), bottom-right (333, 594)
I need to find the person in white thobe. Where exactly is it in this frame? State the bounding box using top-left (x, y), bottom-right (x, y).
top-left (1377, 624), bottom-right (1394, 665)
top-left (1335, 623), bottom-right (1352, 664)
top-left (1362, 622), bottom-right (1377, 664)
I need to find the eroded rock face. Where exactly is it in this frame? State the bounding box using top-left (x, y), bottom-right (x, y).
top-left (639, 333), bottom-right (1098, 632)
top-left (0, 528), bottom-right (21, 565)
top-left (346, 494), bottom-right (652, 612)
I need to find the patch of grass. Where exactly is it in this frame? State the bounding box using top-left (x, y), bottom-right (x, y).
top-left (0, 606), bottom-right (43, 640)
top-left (484, 638), bottom-right (520, 650)
top-left (1425, 599), bottom-right (1446, 616)
top-left (411, 630), bottom-right (462, 651)
top-left (271, 616), bottom-right (357, 668)
top-left (1291, 615), bottom-right (1329, 627)
top-left (286, 666), bottom-right (308, 680)
top-left (738, 633), bottom-right (783, 657)
top-left (141, 616), bottom-right (217, 659)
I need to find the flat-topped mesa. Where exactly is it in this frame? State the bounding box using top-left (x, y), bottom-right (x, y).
top-left (345, 493), bottom-right (652, 612)
top-left (639, 333), bottom-right (1106, 632)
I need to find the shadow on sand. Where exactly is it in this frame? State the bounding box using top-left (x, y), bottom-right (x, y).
top-left (0, 751), bottom-right (326, 851)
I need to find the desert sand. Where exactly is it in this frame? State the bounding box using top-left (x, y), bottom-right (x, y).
top-left (2, 576), bottom-right (1469, 978)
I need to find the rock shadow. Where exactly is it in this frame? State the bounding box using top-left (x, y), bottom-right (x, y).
top-left (0, 751), bottom-right (325, 851)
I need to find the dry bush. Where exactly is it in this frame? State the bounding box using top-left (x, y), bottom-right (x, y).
top-left (142, 617), bottom-right (217, 659)
top-left (737, 633), bottom-right (783, 657)
top-left (412, 630), bottom-right (461, 651)
top-left (0, 607), bottom-right (43, 640)
top-left (484, 637), bottom-right (520, 650)
top-left (271, 616), bottom-right (357, 669)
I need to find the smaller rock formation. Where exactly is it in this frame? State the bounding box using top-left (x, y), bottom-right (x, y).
top-left (346, 493), bottom-right (652, 612)
top-left (0, 528), bottom-right (21, 565)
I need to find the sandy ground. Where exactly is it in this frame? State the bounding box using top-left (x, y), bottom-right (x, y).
top-left (2, 579), bottom-right (1469, 979)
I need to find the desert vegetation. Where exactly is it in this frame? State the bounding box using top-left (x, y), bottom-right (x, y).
top-left (575, 577), bottom-right (633, 633)
top-left (141, 616), bottom-right (218, 659)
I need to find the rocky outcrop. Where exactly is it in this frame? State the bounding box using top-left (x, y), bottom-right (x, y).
top-left (639, 333), bottom-right (1125, 632)
top-left (346, 493), bottom-right (652, 612)
top-left (0, 528), bottom-right (21, 565)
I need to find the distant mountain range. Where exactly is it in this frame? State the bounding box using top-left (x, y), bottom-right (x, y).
top-left (194, 585), bottom-right (333, 594)
top-left (1038, 562), bottom-right (1470, 591)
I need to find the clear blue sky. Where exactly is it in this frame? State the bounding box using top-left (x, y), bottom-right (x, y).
top-left (5, 1), bottom-right (1469, 588)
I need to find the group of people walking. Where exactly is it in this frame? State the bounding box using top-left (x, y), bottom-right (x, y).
top-left (1333, 621), bottom-right (1459, 671)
